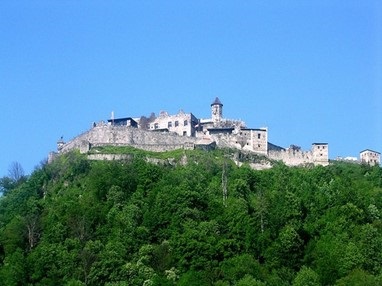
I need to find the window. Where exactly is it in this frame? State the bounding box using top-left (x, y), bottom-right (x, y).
top-left (257, 133), bottom-right (261, 139)
top-left (183, 131), bottom-right (187, 136)
top-left (184, 120), bottom-right (188, 126)
top-left (258, 144), bottom-right (261, 148)
top-left (175, 121), bottom-right (179, 127)
top-left (154, 123), bottom-right (158, 129)
top-left (168, 121), bottom-right (172, 128)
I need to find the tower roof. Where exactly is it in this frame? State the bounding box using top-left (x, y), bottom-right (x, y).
top-left (211, 97), bottom-right (223, 106)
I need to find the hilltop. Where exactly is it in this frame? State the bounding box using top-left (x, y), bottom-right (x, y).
top-left (1, 149), bottom-right (382, 285)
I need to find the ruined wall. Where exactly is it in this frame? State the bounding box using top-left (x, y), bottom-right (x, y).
top-left (268, 149), bottom-right (314, 166)
top-left (56, 122), bottom-right (329, 168)
top-left (268, 144), bottom-right (329, 166)
top-left (87, 154), bottom-right (133, 161)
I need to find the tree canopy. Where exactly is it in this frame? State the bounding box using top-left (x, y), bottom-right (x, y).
top-left (0, 149), bottom-right (381, 285)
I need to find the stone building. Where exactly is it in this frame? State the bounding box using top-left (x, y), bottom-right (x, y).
top-left (312, 143), bottom-right (329, 165)
top-left (360, 149), bottom-right (380, 166)
top-left (108, 117), bottom-right (138, 127)
top-left (211, 97), bottom-right (223, 125)
top-left (267, 143), bottom-right (329, 166)
top-left (147, 110), bottom-right (198, 137)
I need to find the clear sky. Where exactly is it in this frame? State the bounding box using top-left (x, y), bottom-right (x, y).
top-left (1, 1), bottom-right (381, 176)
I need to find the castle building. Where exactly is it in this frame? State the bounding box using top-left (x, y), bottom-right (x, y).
top-left (108, 117), bottom-right (138, 127)
top-left (312, 143), bottom-right (329, 164)
top-left (239, 128), bottom-right (268, 155)
top-left (360, 149), bottom-right (380, 166)
top-left (146, 110), bottom-right (198, 137)
top-left (211, 97), bottom-right (223, 125)
top-left (51, 97), bottom-right (332, 167)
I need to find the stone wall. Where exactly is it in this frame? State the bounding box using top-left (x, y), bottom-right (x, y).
top-left (268, 149), bottom-right (314, 166)
top-left (87, 154), bottom-right (133, 161)
top-left (268, 143), bottom-right (329, 166)
top-left (87, 154), bottom-right (179, 166)
top-left (56, 120), bottom-right (329, 167)
top-left (59, 125), bottom-right (198, 154)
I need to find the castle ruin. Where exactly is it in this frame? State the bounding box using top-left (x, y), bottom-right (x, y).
top-left (50, 98), bottom-right (333, 167)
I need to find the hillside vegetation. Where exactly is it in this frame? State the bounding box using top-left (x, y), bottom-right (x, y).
top-left (1, 149), bottom-right (382, 285)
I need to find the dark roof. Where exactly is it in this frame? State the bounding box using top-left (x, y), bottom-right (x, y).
top-left (312, 143), bottom-right (328, 145)
top-left (360, 149), bottom-right (380, 154)
top-left (268, 142), bottom-right (286, 151)
top-left (207, 127), bottom-right (234, 131)
top-left (107, 117), bottom-right (137, 123)
top-left (151, 128), bottom-right (169, 132)
top-left (211, 97), bottom-right (223, 106)
top-left (241, 128), bottom-right (267, 132)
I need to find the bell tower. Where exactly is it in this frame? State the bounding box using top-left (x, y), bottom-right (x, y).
top-left (211, 97), bottom-right (223, 125)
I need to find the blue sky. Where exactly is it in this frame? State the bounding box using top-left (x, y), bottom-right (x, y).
top-left (1, 1), bottom-right (381, 176)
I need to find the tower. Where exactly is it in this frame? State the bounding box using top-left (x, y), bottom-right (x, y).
top-left (311, 143), bottom-right (329, 166)
top-left (211, 97), bottom-right (223, 125)
top-left (57, 136), bottom-right (65, 152)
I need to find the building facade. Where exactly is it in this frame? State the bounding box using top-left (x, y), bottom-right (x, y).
top-left (360, 149), bottom-right (381, 166)
top-left (147, 110), bottom-right (198, 137)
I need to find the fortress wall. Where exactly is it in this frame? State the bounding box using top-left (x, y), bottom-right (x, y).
top-left (91, 143), bottom-right (186, 152)
top-left (88, 154), bottom-right (133, 161)
top-left (60, 125), bottom-right (197, 154)
top-left (87, 154), bottom-right (178, 166)
top-left (209, 133), bottom-right (236, 149)
top-left (209, 132), bottom-right (268, 155)
top-left (60, 130), bottom-right (92, 153)
top-left (57, 124), bottom-right (329, 167)
top-left (268, 149), bottom-right (314, 166)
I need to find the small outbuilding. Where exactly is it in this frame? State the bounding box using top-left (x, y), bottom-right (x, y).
top-left (108, 117), bottom-right (138, 127)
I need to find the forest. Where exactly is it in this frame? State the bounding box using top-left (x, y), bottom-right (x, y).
top-left (0, 148), bottom-right (382, 286)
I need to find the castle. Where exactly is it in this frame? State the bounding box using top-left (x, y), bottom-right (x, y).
top-left (51, 98), bottom-right (336, 167)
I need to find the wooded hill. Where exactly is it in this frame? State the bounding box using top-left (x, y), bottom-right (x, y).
top-left (1, 148), bottom-right (382, 285)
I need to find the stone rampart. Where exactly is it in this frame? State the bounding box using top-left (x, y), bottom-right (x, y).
top-left (268, 149), bottom-right (313, 166)
top-left (56, 122), bottom-right (328, 167)
top-left (87, 154), bottom-right (133, 161)
top-left (60, 125), bottom-right (198, 154)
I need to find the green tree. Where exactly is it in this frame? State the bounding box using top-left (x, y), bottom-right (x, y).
top-left (292, 266), bottom-right (320, 286)
top-left (236, 274), bottom-right (266, 286)
top-left (335, 269), bottom-right (379, 286)
top-left (0, 248), bottom-right (26, 286)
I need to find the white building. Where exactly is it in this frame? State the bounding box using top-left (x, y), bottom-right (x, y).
top-left (360, 149), bottom-right (380, 166)
top-left (148, 110), bottom-right (198, 137)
